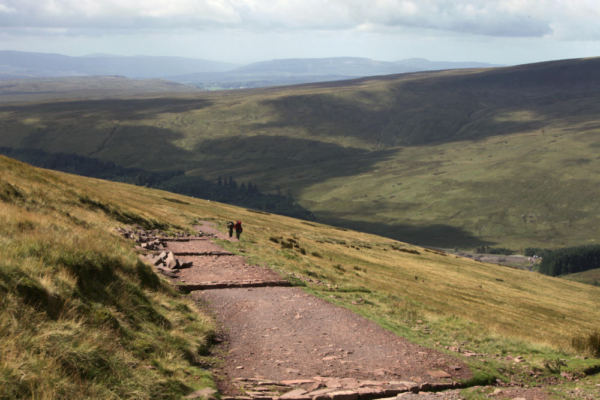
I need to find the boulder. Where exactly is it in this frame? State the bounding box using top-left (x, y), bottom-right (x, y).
top-left (153, 256), bottom-right (164, 266)
top-left (165, 252), bottom-right (178, 269)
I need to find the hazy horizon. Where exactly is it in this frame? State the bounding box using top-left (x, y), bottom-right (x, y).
top-left (0, 49), bottom-right (511, 66)
top-left (0, 1), bottom-right (599, 66)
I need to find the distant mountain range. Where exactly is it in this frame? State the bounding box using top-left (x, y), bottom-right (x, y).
top-left (0, 51), bottom-right (236, 80)
top-left (166, 57), bottom-right (503, 88)
top-left (0, 51), bottom-right (502, 88)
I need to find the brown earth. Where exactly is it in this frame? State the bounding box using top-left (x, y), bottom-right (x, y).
top-left (173, 255), bottom-right (284, 285)
top-left (196, 287), bottom-right (470, 387)
top-left (190, 222), bottom-right (472, 396)
top-left (163, 239), bottom-right (232, 254)
top-left (137, 222), bottom-right (555, 400)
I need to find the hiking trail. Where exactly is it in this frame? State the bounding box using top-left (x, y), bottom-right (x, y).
top-left (132, 222), bottom-right (548, 400)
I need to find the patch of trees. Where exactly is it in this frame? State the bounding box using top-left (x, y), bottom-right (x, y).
top-left (524, 247), bottom-right (553, 258)
top-left (0, 147), bottom-right (315, 221)
top-left (538, 245), bottom-right (600, 276)
top-left (475, 246), bottom-right (514, 255)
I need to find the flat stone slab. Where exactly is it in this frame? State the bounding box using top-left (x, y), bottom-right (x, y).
top-left (180, 280), bottom-right (292, 291)
top-left (427, 370), bottom-right (452, 379)
top-left (159, 237), bottom-right (210, 242)
top-left (173, 255), bottom-right (285, 286)
top-left (327, 391), bottom-right (359, 400)
top-left (164, 239), bottom-right (232, 254)
top-left (281, 380), bottom-right (317, 386)
top-left (280, 389), bottom-right (309, 400)
top-left (173, 251), bottom-right (234, 256)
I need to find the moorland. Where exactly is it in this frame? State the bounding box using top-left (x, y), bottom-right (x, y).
top-left (1, 57), bottom-right (600, 251)
top-left (2, 155), bottom-right (600, 399)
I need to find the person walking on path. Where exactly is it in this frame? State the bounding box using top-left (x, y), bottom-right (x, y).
top-left (227, 221), bottom-right (234, 238)
top-left (234, 220), bottom-right (243, 240)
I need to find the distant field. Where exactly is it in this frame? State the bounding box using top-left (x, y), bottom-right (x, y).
top-left (0, 76), bottom-right (199, 103)
top-left (1, 57), bottom-right (600, 249)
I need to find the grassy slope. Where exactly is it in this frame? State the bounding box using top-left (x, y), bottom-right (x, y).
top-left (1, 58), bottom-right (600, 249)
top-left (2, 156), bottom-right (600, 396)
top-left (0, 156), bottom-right (216, 399)
top-left (563, 268), bottom-right (600, 286)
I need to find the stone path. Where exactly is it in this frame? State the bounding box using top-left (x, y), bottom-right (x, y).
top-left (131, 222), bottom-right (480, 400)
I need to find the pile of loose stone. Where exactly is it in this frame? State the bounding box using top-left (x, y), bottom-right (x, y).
top-left (116, 225), bottom-right (198, 277)
top-left (117, 225), bottom-right (208, 246)
top-left (226, 377), bottom-right (464, 400)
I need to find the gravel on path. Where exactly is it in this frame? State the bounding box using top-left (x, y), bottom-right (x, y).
top-left (174, 255), bottom-right (285, 285)
top-left (196, 287), bottom-right (471, 395)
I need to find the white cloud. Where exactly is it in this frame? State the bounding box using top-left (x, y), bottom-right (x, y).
top-left (0, 0), bottom-right (598, 41)
top-left (0, 3), bottom-right (16, 13)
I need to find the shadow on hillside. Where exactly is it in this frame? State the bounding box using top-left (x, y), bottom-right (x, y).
top-left (253, 58), bottom-right (600, 147)
top-left (7, 121), bottom-right (198, 171)
top-left (0, 98), bottom-right (213, 121)
top-left (192, 134), bottom-right (373, 166)
top-left (316, 211), bottom-right (495, 249)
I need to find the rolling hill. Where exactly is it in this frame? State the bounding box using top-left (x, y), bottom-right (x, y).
top-left (1, 57), bottom-right (600, 249)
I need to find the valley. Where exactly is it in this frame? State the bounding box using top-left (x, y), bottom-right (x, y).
top-left (1, 57), bottom-right (600, 249)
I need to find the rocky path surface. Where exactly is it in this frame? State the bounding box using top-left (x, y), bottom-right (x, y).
top-left (192, 222), bottom-right (471, 399)
top-left (198, 287), bottom-right (469, 388)
top-left (130, 222), bottom-right (551, 400)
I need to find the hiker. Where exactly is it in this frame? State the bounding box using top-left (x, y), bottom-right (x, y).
top-left (227, 221), bottom-right (234, 238)
top-left (234, 220), bottom-right (243, 240)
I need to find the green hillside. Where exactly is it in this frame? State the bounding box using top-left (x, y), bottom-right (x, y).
top-left (1, 57), bottom-right (600, 248)
top-left (0, 156), bottom-right (215, 399)
top-left (564, 269), bottom-right (600, 286)
top-left (2, 156), bottom-right (600, 398)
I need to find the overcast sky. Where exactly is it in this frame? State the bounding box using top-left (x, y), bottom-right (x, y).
top-left (1, 0), bottom-right (599, 65)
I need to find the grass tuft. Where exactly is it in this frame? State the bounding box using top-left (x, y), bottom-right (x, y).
top-left (572, 330), bottom-right (600, 358)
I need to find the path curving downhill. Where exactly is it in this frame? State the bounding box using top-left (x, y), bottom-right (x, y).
top-left (141, 221), bottom-right (474, 400)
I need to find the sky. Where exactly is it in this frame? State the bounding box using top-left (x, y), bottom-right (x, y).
top-left (1, 0), bottom-right (600, 66)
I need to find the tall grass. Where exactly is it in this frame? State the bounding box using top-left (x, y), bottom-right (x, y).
top-left (572, 331), bottom-right (600, 358)
top-left (3, 154), bottom-right (600, 396)
top-left (0, 156), bottom-right (215, 399)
